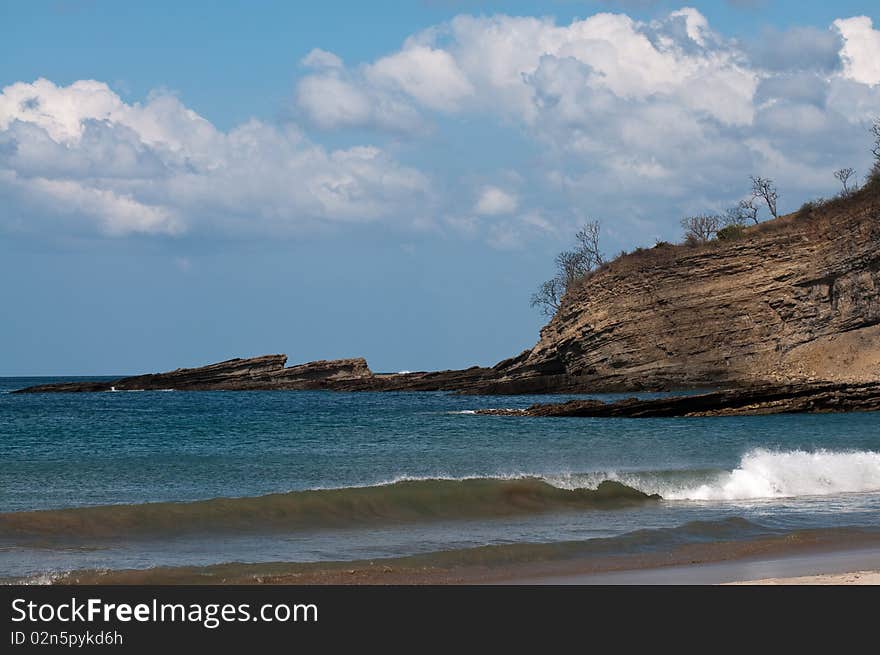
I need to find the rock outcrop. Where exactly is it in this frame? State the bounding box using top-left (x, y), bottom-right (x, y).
top-left (477, 381), bottom-right (880, 417)
top-left (13, 355), bottom-right (498, 393)
top-left (473, 188), bottom-right (880, 393)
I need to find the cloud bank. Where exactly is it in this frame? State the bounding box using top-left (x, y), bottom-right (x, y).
top-left (3, 9), bottom-right (880, 247)
top-left (0, 79), bottom-right (430, 238)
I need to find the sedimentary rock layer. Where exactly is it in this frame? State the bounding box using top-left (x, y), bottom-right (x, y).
top-left (476, 381), bottom-right (880, 417)
top-left (12, 355), bottom-right (497, 393)
top-left (481, 190), bottom-right (880, 393)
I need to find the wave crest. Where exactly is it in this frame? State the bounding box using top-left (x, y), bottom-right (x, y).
top-left (665, 449), bottom-right (880, 501)
top-left (0, 478), bottom-right (658, 541)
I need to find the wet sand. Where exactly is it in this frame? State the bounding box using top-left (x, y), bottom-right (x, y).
top-left (510, 546), bottom-right (880, 585)
top-left (35, 529), bottom-right (880, 586)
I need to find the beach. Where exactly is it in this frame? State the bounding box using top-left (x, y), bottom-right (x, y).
top-left (728, 571), bottom-right (880, 585)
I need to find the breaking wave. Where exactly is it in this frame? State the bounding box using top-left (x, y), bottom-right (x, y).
top-left (545, 449), bottom-right (880, 502)
top-left (664, 449), bottom-right (880, 501)
top-left (0, 478), bottom-right (657, 541)
top-left (2, 449), bottom-right (876, 544)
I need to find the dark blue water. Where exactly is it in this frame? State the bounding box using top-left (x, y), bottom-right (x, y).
top-left (2, 377), bottom-right (879, 580)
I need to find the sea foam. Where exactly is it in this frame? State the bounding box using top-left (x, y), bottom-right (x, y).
top-left (665, 449), bottom-right (880, 501)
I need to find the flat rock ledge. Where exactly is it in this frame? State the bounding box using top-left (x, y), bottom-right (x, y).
top-left (12, 354), bottom-right (499, 394)
top-left (476, 382), bottom-right (880, 417)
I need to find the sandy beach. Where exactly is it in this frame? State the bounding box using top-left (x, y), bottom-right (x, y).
top-left (726, 570), bottom-right (880, 585)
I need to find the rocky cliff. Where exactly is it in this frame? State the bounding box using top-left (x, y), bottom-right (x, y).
top-left (479, 186), bottom-right (880, 393)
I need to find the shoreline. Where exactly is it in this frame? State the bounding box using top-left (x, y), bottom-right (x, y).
top-left (30, 529), bottom-right (880, 586)
top-left (507, 546), bottom-right (880, 585)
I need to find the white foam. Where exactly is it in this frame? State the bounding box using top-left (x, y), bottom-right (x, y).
top-left (20, 571), bottom-right (67, 585)
top-left (665, 449), bottom-right (880, 501)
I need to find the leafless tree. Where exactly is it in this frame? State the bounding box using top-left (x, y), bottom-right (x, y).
top-left (531, 220), bottom-right (605, 316)
top-left (530, 278), bottom-right (563, 317)
top-left (740, 198), bottom-right (759, 225)
top-left (724, 198), bottom-right (759, 226)
top-left (680, 214), bottom-right (722, 244)
top-left (872, 118), bottom-right (880, 162)
top-left (555, 250), bottom-right (590, 288)
top-left (750, 176), bottom-right (778, 219)
top-left (574, 221), bottom-right (605, 269)
top-left (834, 167), bottom-right (856, 195)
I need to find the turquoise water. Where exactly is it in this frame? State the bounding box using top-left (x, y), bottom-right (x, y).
top-left (2, 377), bottom-right (879, 580)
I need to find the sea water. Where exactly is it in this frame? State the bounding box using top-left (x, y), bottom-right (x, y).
top-left (1, 377), bottom-right (879, 581)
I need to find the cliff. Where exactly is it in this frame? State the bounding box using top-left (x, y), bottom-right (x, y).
top-left (477, 185), bottom-right (880, 393)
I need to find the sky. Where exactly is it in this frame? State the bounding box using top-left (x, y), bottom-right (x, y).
top-left (2, 1), bottom-right (880, 375)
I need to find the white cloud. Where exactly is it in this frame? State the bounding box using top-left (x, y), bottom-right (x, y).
top-left (366, 45), bottom-right (474, 112)
top-left (295, 70), bottom-right (424, 133)
top-left (474, 186), bottom-right (518, 215)
top-left (834, 16), bottom-right (880, 85)
top-left (6, 8), bottom-right (880, 249)
top-left (292, 10), bottom-right (756, 130)
top-left (295, 74), bottom-right (374, 130)
top-left (0, 79), bottom-right (431, 237)
top-left (301, 48), bottom-right (344, 70)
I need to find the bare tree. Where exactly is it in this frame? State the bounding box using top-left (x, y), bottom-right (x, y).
top-left (750, 176), bottom-right (778, 219)
top-left (724, 198), bottom-right (759, 226)
top-left (531, 220), bottom-right (605, 316)
top-left (872, 118), bottom-right (880, 162)
top-left (530, 278), bottom-right (563, 317)
top-left (680, 214), bottom-right (722, 244)
top-left (834, 167), bottom-right (856, 195)
top-left (739, 198), bottom-right (760, 225)
top-left (555, 250), bottom-right (590, 288)
top-left (574, 221), bottom-right (605, 268)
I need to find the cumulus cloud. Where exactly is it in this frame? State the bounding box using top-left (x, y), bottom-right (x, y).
top-left (474, 186), bottom-right (518, 215)
top-left (312, 8), bottom-right (877, 236)
top-left (0, 79), bottom-right (430, 237)
top-left (366, 45), bottom-right (473, 112)
top-left (295, 69), bottom-right (425, 133)
top-left (6, 8), bottom-right (880, 248)
top-left (301, 48), bottom-right (344, 70)
top-left (834, 16), bottom-right (880, 85)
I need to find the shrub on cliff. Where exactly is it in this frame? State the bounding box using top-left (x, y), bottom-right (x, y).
top-left (716, 225), bottom-right (746, 240)
top-left (681, 214), bottom-right (722, 244)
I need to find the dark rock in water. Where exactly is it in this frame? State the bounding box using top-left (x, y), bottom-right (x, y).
top-left (477, 381), bottom-right (880, 417)
top-left (12, 355), bottom-right (497, 394)
top-left (15, 358), bottom-right (880, 417)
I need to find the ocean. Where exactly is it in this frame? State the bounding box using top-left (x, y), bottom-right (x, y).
top-left (2, 377), bottom-right (879, 583)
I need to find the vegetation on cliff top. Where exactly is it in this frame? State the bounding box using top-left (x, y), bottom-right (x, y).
top-left (531, 119), bottom-right (880, 317)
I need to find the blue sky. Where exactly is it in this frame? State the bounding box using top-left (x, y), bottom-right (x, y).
top-left (2, 1), bottom-right (880, 375)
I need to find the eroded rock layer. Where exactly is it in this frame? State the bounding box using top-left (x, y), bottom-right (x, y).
top-left (481, 191), bottom-right (880, 392)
